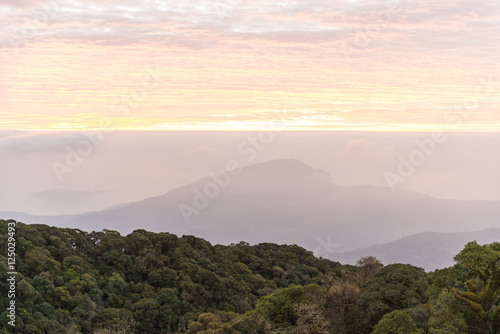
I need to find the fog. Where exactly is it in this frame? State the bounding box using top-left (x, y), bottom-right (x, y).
top-left (1, 130), bottom-right (499, 215)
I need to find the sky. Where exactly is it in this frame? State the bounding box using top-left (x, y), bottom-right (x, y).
top-left (0, 0), bottom-right (499, 131)
top-left (0, 1), bottom-right (499, 216)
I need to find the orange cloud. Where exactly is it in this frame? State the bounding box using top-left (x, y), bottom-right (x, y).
top-left (0, 0), bottom-right (499, 131)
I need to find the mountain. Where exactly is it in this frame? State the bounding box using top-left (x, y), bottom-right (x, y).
top-left (2, 159), bottom-right (500, 257)
top-left (0, 211), bottom-right (77, 226)
top-left (330, 228), bottom-right (500, 271)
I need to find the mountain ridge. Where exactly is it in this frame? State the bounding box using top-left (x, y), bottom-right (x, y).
top-left (330, 228), bottom-right (500, 271)
top-left (1, 158), bottom-right (500, 271)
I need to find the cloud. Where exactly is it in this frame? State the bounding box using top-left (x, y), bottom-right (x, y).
top-left (29, 188), bottom-right (111, 215)
top-left (0, 0), bottom-right (40, 8)
top-left (0, 132), bottom-right (93, 154)
top-left (1, 0), bottom-right (499, 131)
top-left (33, 188), bottom-right (108, 202)
top-left (343, 138), bottom-right (375, 152)
top-left (1, 0), bottom-right (498, 50)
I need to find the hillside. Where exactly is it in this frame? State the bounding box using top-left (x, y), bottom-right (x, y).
top-left (1, 220), bottom-right (499, 333)
top-left (2, 159), bottom-right (500, 257)
top-left (330, 228), bottom-right (500, 271)
top-left (0, 220), bottom-right (348, 333)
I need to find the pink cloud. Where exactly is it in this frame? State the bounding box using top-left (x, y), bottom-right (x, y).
top-left (343, 138), bottom-right (375, 152)
top-left (1, 0), bottom-right (499, 131)
top-left (0, 0), bottom-right (40, 8)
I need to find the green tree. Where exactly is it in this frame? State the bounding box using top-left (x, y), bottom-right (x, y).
top-left (357, 264), bottom-right (428, 329)
top-left (254, 284), bottom-right (305, 327)
top-left (372, 310), bottom-right (422, 334)
top-left (356, 256), bottom-right (383, 286)
top-left (186, 313), bottom-right (224, 333)
top-left (452, 241), bottom-right (500, 333)
top-left (428, 291), bottom-right (467, 334)
top-left (324, 275), bottom-right (361, 333)
top-left (131, 298), bottom-right (159, 332)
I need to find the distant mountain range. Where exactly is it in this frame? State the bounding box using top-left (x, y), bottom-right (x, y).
top-left (330, 228), bottom-right (500, 271)
top-left (2, 159), bottom-right (500, 270)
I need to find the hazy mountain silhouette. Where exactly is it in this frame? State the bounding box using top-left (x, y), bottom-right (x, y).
top-left (2, 159), bottom-right (500, 259)
top-left (330, 228), bottom-right (500, 271)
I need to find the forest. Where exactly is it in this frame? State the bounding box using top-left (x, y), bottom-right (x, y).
top-left (0, 219), bottom-right (499, 333)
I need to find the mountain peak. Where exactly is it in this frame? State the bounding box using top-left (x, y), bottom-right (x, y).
top-left (226, 159), bottom-right (334, 193)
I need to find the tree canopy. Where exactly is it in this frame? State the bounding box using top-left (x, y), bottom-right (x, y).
top-left (1, 220), bottom-right (499, 334)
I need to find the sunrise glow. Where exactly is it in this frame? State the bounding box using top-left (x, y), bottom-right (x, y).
top-left (0, 0), bottom-right (499, 131)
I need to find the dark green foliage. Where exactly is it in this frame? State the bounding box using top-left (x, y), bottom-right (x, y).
top-left (452, 241), bottom-right (500, 333)
top-left (356, 263), bottom-right (429, 328)
top-left (0, 220), bottom-right (342, 333)
top-left (372, 310), bottom-right (422, 334)
top-left (428, 291), bottom-right (468, 334)
top-left (254, 284), bottom-right (305, 326)
top-left (1, 219), bottom-right (499, 334)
